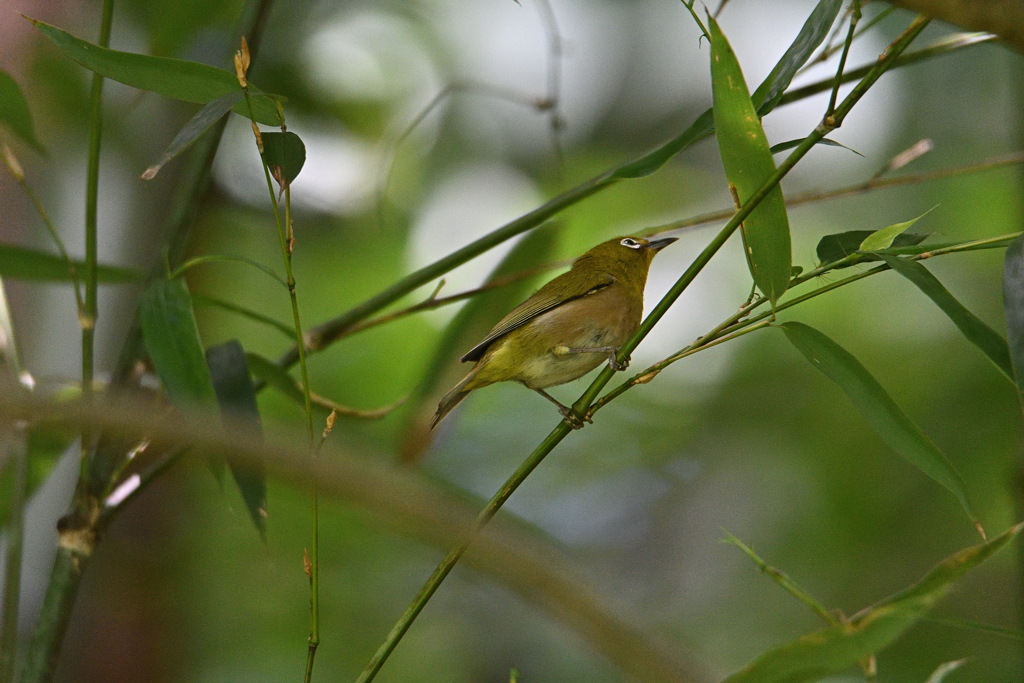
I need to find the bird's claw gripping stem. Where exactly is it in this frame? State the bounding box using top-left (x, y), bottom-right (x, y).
top-left (558, 406), bottom-right (591, 430)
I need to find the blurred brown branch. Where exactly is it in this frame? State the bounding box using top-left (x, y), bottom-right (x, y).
top-left (891, 0), bottom-right (1024, 53)
top-left (0, 390), bottom-right (707, 683)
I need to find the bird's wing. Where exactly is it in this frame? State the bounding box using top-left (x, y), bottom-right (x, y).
top-left (460, 270), bottom-right (615, 363)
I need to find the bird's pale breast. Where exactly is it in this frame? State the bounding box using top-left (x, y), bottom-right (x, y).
top-left (475, 284), bottom-right (641, 389)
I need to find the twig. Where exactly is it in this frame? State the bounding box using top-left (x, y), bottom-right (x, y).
top-left (825, 0), bottom-right (860, 119)
top-left (1, 146), bottom-right (84, 313)
top-left (722, 531), bottom-right (838, 626)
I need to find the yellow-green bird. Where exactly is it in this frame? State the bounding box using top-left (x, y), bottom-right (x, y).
top-left (431, 235), bottom-right (677, 429)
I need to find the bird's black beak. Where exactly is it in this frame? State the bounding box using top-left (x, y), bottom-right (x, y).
top-left (647, 237), bottom-right (678, 252)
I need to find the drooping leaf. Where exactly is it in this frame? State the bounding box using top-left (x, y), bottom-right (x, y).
top-left (924, 660), bottom-right (968, 683)
top-left (261, 131), bottom-right (306, 190)
top-left (0, 243), bottom-right (142, 283)
top-left (816, 231), bottom-right (930, 268)
top-left (142, 92), bottom-right (243, 179)
top-left (880, 255), bottom-right (1014, 381)
top-left (1003, 233), bottom-right (1024, 406)
top-left (207, 340), bottom-right (266, 538)
top-left (245, 352), bottom-right (307, 407)
top-left (612, 0), bottom-right (841, 179)
top-left (859, 208), bottom-right (935, 252)
top-left (722, 523), bottom-right (1022, 683)
top-left (710, 16), bottom-right (791, 306)
top-left (751, 0), bottom-right (844, 115)
top-left (769, 137), bottom-right (862, 156)
top-left (780, 322), bottom-right (981, 532)
top-left (29, 19), bottom-right (283, 126)
top-left (399, 224), bottom-right (559, 461)
top-left (0, 69), bottom-right (45, 153)
top-left (139, 278), bottom-right (224, 482)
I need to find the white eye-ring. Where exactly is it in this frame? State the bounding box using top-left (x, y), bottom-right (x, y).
top-left (620, 238), bottom-right (642, 249)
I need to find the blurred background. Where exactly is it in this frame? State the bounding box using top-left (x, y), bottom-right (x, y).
top-left (1, 0), bottom-right (1023, 680)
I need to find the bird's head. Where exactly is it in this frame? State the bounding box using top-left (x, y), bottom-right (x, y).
top-left (573, 235), bottom-right (677, 286)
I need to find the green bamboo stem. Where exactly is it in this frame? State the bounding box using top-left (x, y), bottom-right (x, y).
top-left (0, 436), bottom-right (27, 683)
top-left (79, 0), bottom-right (115, 494)
top-left (355, 16), bottom-right (931, 682)
top-left (238, 69), bottom-right (320, 680)
top-left (826, 0), bottom-right (860, 118)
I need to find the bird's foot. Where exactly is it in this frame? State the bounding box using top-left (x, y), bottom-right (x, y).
top-left (607, 352), bottom-right (629, 372)
top-left (558, 406), bottom-right (591, 430)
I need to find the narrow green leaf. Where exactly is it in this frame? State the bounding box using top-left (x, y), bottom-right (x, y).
top-left (30, 19), bottom-right (283, 126)
top-left (924, 660), bottom-right (968, 683)
top-left (816, 231), bottom-right (929, 268)
top-left (139, 278), bottom-right (224, 483)
top-left (261, 131), bottom-right (306, 189)
top-left (751, 0), bottom-right (844, 115)
top-left (0, 69), bottom-right (45, 153)
top-left (207, 341), bottom-right (266, 539)
top-left (769, 137), bottom-right (862, 156)
top-left (880, 255), bottom-right (1014, 381)
top-left (245, 352), bottom-right (306, 407)
top-left (0, 243), bottom-right (142, 283)
top-left (191, 294), bottom-right (294, 338)
top-left (1002, 233), bottom-right (1024, 404)
top-left (143, 92), bottom-right (242, 180)
top-left (722, 523), bottom-right (1022, 683)
top-left (710, 16), bottom-right (792, 306)
top-left (780, 322), bottom-right (981, 531)
top-left (611, 0), bottom-right (841, 179)
top-left (399, 225), bottom-right (559, 460)
top-left (859, 208), bottom-right (935, 252)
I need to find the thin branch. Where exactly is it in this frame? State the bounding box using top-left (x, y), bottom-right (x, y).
top-left (825, 0), bottom-right (860, 119)
top-left (168, 254), bottom-right (288, 288)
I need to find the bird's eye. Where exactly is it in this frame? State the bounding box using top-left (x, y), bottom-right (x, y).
top-left (620, 238), bottom-right (641, 249)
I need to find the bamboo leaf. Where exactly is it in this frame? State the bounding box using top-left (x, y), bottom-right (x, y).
top-left (612, 0), bottom-right (841, 179)
top-left (1002, 233), bottom-right (1024, 405)
top-left (769, 137), bottom-right (862, 156)
top-left (780, 322), bottom-right (981, 532)
top-left (261, 131), bottom-right (306, 190)
top-left (29, 19), bottom-right (283, 126)
top-left (143, 92), bottom-right (242, 180)
top-left (0, 69), bottom-right (45, 153)
top-left (710, 15), bottom-right (792, 306)
top-left (0, 243), bottom-right (142, 283)
top-left (816, 231), bottom-right (929, 268)
top-left (880, 255), bottom-right (1014, 381)
top-left (859, 208), bottom-right (935, 252)
top-left (399, 224), bottom-right (559, 461)
top-left (139, 278), bottom-right (223, 482)
top-left (750, 0), bottom-right (844, 115)
top-left (206, 340), bottom-right (266, 539)
top-left (245, 352), bottom-right (306, 407)
top-left (722, 523), bottom-right (1022, 683)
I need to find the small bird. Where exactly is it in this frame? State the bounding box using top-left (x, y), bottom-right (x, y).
top-left (431, 235), bottom-right (677, 429)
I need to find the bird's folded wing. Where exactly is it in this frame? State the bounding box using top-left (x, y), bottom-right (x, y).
top-left (460, 270), bottom-right (615, 363)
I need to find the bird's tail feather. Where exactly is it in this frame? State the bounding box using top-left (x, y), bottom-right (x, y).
top-left (430, 371), bottom-right (478, 430)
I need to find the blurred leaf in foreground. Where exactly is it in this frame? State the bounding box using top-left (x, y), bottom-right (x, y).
top-left (1002, 232), bottom-right (1024, 406)
top-left (0, 243), bottom-right (141, 283)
